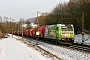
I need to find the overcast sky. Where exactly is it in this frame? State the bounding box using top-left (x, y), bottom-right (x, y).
top-left (0, 0), bottom-right (69, 22)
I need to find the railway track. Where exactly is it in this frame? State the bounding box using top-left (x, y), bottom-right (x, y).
top-left (16, 36), bottom-right (90, 54)
top-left (37, 38), bottom-right (90, 54)
top-left (66, 44), bottom-right (90, 53)
top-left (13, 35), bottom-right (90, 60)
top-left (16, 38), bottom-right (62, 60)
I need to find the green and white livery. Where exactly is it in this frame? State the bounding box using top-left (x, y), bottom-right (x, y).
top-left (44, 24), bottom-right (74, 41)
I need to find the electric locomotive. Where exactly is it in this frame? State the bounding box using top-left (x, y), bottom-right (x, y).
top-left (44, 24), bottom-right (74, 42)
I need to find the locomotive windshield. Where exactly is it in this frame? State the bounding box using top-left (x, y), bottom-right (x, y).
top-left (61, 26), bottom-right (73, 31)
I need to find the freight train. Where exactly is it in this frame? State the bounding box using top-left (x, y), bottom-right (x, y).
top-left (13, 23), bottom-right (74, 44)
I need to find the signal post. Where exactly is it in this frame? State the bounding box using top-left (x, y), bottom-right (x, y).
top-left (36, 11), bottom-right (39, 45)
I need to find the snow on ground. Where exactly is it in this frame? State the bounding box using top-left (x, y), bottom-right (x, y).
top-left (0, 35), bottom-right (50, 60)
top-left (21, 34), bottom-right (90, 60)
top-left (38, 42), bottom-right (90, 60)
top-left (1, 34), bottom-right (90, 60)
top-left (37, 34), bottom-right (90, 60)
top-left (74, 34), bottom-right (90, 45)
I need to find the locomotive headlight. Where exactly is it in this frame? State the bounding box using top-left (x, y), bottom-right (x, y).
top-left (72, 36), bottom-right (73, 38)
top-left (66, 31), bottom-right (68, 33)
top-left (62, 36), bottom-right (64, 38)
top-left (62, 35), bottom-right (65, 38)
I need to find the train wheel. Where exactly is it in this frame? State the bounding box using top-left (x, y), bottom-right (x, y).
top-left (51, 39), bottom-right (53, 42)
top-left (55, 39), bottom-right (58, 44)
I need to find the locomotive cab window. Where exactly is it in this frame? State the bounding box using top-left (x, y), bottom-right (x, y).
top-left (67, 26), bottom-right (73, 31)
top-left (61, 26), bottom-right (73, 31)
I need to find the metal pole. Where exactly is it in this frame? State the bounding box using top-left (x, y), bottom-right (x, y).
top-left (82, 12), bottom-right (84, 43)
top-left (36, 11), bottom-right (38, 45)
top-left (18, 26), bottom-right (19, 38)
top-left (37, 11), bottom-right (38, 27)
top-left (22, 22), bottom-right (23, 39)
top-left (12, 28), bottom-right (13, 36)
top-left (12, 20), bottom-right (13, 36)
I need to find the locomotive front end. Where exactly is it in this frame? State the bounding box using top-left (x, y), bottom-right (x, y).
top-left (61, 24), bottom-right (74, 41)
